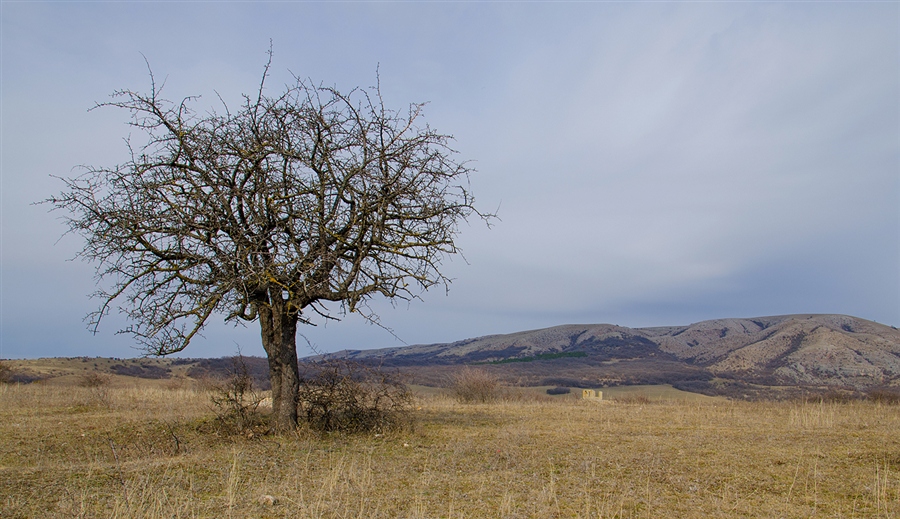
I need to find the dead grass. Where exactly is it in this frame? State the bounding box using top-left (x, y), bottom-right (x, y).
top-left (1, 383), bottom-right (898, 518)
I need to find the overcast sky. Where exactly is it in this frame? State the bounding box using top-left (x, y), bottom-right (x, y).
top-left (2, 2), bottom-right (898, 360)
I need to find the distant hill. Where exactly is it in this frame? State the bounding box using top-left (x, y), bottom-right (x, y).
top-left (5, 314), bottom-right (898, 400)
top-left (327, 314), bottom-right (900, 397)
top-left (0, 356), bottom-right (272, 390)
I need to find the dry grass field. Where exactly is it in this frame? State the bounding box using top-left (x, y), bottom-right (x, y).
top-left (1, 380), bottom-right (897, 518)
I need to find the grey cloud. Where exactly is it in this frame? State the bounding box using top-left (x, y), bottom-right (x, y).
top-left (1, 2), bottom-right (896, 358)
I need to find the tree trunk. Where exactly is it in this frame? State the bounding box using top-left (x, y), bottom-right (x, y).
top-left (258, 297), bottom-right (300, 432)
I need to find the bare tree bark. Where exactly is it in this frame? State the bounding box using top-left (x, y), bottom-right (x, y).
top-left (258, 300), bottom-right (300, 430)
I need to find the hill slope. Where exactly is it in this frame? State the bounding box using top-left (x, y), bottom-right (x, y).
top-left (330, 314), bottom-right (900, 392)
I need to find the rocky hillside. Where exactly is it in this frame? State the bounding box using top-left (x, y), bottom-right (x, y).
top-left (649, 315), bottom-right (900, 388)
top-left (330, 314), bottom-right (900, 393)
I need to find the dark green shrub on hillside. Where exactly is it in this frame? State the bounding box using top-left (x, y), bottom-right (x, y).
top-left (110, 363), bottom-right (171, 379)
top-left (188, 356), bottom-right (271, 390)
top-left (0, 362), bottom-right (40, 384)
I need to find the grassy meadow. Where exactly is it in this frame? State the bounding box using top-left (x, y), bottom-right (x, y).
top-left (0, 378), bottom-right (898, 518)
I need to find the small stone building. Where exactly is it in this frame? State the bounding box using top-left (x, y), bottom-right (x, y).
top-left (582, 389), bottom-right (603, 400)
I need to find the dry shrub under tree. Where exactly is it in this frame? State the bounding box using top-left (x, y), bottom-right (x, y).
top-left (298, 360), bottom-right (412, 433)
top-left (205, 355), bottom-right (267, 433)
top-left (449, 366), bottom-right (500, 404)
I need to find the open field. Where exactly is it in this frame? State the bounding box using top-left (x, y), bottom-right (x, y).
top-left (1, 382), bottom-right (898, 518)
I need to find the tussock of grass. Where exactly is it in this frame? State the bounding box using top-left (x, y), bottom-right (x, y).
top-left (1, 383), bottom-right (898, 518)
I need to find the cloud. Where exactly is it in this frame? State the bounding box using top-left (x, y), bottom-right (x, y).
top-left (450, 4), bottom-right (897, 317)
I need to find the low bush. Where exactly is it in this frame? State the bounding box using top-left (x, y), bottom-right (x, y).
top-left (109, 363), bottom-right (171, 379)
top-left (298, 360), bottom-right (412, 434)
top-left (0, 363), bottom-right (43, 385)
top-left (205, 356), bottom-right (268, 433)
top-left (7, 373), bottom-right (42, 384)
top-left (540, 377), bottom-right (587, 388)
top-left (671, 379), bottom-right (715, 395)
top-left (802, 390), bottom-right (862, 404)
top-left (867, 388), bottom-right (900, 404)
top-left (189, 356), bottom-right (271, 390)
top-left (449, 366), bottom-right (501, 403)
top-left (78, 372), bottom-right (111, 388)
top-left (546, 386), bottom-right (571, 395)
top-left (76, 371), bottom-right (113, 407)
top-left (615, 393), bottom-right (651, 404)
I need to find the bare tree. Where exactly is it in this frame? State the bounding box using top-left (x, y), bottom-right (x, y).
top-left (47, 56), bottom-right (490, 431)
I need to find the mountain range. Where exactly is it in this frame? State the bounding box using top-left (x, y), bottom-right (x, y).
top-left (329, 314), bottom-right (900, 397)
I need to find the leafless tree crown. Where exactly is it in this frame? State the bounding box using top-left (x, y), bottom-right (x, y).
top-left (48, 62), bottom-right (488, 355)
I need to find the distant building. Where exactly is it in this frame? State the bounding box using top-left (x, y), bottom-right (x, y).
top-left (582, 389), bottom-right (603, 401)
